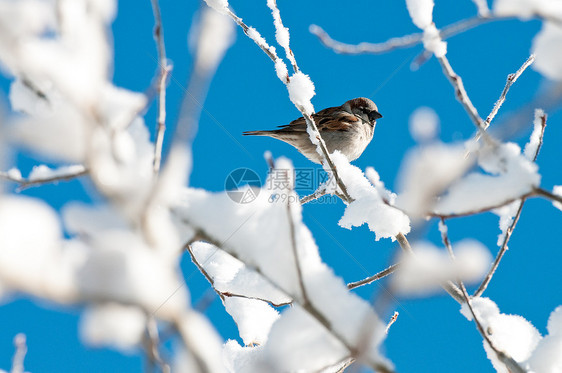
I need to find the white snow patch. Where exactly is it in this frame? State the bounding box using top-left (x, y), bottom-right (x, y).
top-left (287, 72), bottom-right (315, 115)
top-left (532, 22), bottom-right (562, 81)
top-left (409, 106), bottom-right (440, 142)
top-left (406, 0), bottom-right (435, 29)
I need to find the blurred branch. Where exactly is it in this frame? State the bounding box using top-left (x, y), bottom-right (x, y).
top-left (144, 316), bottom-right (170, 373)
top-left (347, 263), bottom-right (400, 290)
top-left (300, 185), bottom-right (328, 204)
top-left (150, 0), bottom-right (172, 174)
top-left (0, 167), bottom-right (88, 191)
top-left (310, 16), bottom-right (495, 55)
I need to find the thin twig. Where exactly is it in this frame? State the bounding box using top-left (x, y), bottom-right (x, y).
top-left (0, 167), bottom-right (88, 191)
top-left (385, 312), bottom-right (399, 335)
top-left (474, 113), bottom-right (546, 296)
top-left (459, 284), bottom-right (526, 373)
top-left (347, 263), bottom-right (400, 290)
top-left (145, 316), bottom-right (171, 373)
top-left (437, 55), bottom-right (487, 132)
top-left (310, 16), bottom-right (495, 55)
top-left (485, 55), bottom-right (536, 128)
top-left (150, 0), bottom-right (172, 174)
top-left (300, 186), bottom-right (328, 204)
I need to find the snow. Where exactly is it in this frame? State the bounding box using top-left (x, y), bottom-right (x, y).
top-left (460, 297), bottom-right (541, 372)
top-left (396, 142), bottom-right (471, 217)
top-left (190, 6), bottom-right (235, 75)
top-left (332, 152), bottom-right (410, 240)
top-left (494, 0), bottom-right (562, 20)
top-left (176, 311), bottom-right (227, 373)
top-left (406, 0), bottom-right (435, 29)
top-left (423, 23), bottom-right (447, 58)
top-left (409, 106), bottom-right (440, 142)
top-left (274, 59), bottom-right (289, 82)
top-left (393, 240), bottom-right (491, 295)
top-left (527, 306), bottom-right (562, 372)
top-left (189, 242), bottom-right (292, 306)
top-left (223, 297), bottom-right (279, 346)
top-left (80, 304), bottom-right (146, 350)
top-left (267, 0), bottom-right (290, 50)
top-left (174, 157), bottom-right (391, 370)
top-left (28, 164), bottom-right (85, 181)
top-left (5, 168), bottom-right (22, 180)
top-left (203, 0), bottom-right (229, 15)
top-left (524, 109), bottom-right (545, 160)
top-left (493, 200), bottom-right (521, 246)
top-left (532, 22), bottom-right (562, 81)
top-left (287, 72), bottom-right (316, 115)
top-left (434, 142), bottom-right (540, 216)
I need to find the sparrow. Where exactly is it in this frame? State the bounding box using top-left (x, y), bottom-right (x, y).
top-left (243, 97), bottom-right (382, 164)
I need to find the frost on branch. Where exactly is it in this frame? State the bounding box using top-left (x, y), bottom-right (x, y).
top-left (460, 297), bottom-right (542, 372)
top-left (393, 240), bottom-right (491, 296)
top-left (203, 0), bottom-right (230, 15)
top-left (333, 152), bottom-right (411, 240)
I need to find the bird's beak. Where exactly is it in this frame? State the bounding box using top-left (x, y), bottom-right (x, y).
top-left (369, 110), bottom-right (383, 121)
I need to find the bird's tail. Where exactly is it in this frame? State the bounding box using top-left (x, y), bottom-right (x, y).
top-left (242, 130), bottom-right (273, 136)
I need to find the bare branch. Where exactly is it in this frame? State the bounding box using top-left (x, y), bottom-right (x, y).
top-left (347, 263), bottom-right (400, 290)
top-left (145, 316), bottom-right (171, 373)
top-left (437, 55), bottom-right (488, 133)
top-left (150, 0), bottom-right (172, 174)
top-left (485, 55), bottom-right (535, 128)
top-left (0, 167), bottom-right (88, 191)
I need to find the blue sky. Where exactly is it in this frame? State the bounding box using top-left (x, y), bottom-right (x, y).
top-left (1, 0), bottom-right (560, 372)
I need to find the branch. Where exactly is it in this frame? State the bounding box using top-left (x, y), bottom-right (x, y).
top-left (310, 16), bottom-right (495, 55)
top-left (385, 312), bottom-right (399, 335)
top-left (347, 263), bottom-right (400, 290)
top-left (150, 0), bottom-right (172, 174)
top-left (437, 55), bottom-right (488, 133)
top-left (144, 316), bottom-right (170, 373)
top-left (485, 54), bottom-right (535, 128)
top-left (0, 167), bottom-right (88, 191)
top-left (300, 185), bottom-right (328, 204)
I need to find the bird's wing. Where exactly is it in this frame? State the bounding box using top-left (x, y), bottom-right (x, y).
top-left (275, 106), bottom-right (358, 133)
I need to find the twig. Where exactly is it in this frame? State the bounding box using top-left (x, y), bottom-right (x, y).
top-left (347, 263), bottom-right (400, 290)
top-left (310, 16), bottom-right (495, 55)
top-left (0, 167), bottom-right (88, 191)
top-left (459, 284), bottom-right (526, 373)
top-left (11, 333), bottom-right (27, 373)
top-left (485, 55), bottom-right (535, 128)
top-left (385, 312), bottom-right (399, 334)
top-left (300, 186), bottom-right (328, 204)
top-left (437, 55), bottom-right (487, 133)
top-left (145, 316), bottom-right (170, 373)
top-left (150, 0), bottom-right (172, 174)
top-left (475, 113), bottom-right (546, 296)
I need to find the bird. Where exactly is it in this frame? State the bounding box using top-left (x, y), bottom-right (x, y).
top-left (243, 97), bottom-right (382, 164)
